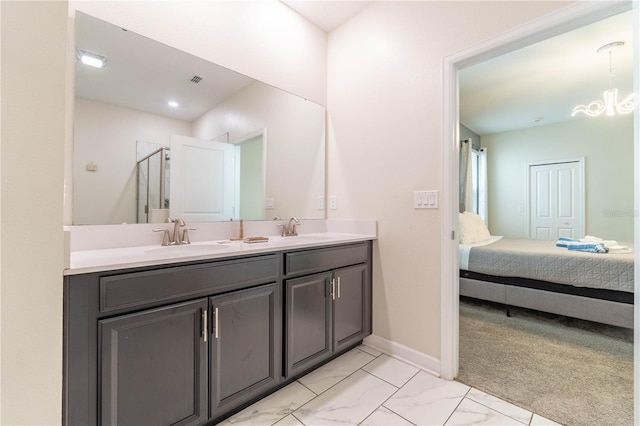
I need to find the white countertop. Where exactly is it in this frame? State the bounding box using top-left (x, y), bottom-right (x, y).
top-left (65, 232), bottom-right (375, 275)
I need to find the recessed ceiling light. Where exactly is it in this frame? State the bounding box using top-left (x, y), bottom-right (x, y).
top-left (76, 48), bottom-right (107, 68)
top-left (168, 101), bottom-right (179, 108)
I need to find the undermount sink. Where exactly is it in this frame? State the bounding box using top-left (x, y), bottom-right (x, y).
top-left (270, 235), bottom-right (337, 243)
top-left (145, 244), bottom-right (230, 255)
top-left (291, 235), bottom-right (335, 241)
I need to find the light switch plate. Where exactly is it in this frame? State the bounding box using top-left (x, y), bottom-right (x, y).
top-left (329, 195), bottom-right (337, 210)
top-left (413, 191), bottom-right (423, 208)
top-left (264, 198), bottom-right (275, 209)
top-left (413, 190), bottom-right (438, 209)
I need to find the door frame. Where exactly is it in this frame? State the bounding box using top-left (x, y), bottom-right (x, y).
top-left (440, 0), bottom-right (635, 386)
top-left (231, 128), bottom-right (267, 220)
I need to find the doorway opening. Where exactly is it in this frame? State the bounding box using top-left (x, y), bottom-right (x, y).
top-left (440, 0), bottom-right (638, 419)
top-left (231, 129), bottom-right (267, 221)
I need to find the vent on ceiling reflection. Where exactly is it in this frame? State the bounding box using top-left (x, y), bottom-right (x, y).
top-left (190, 75), bottom-right (203, 84)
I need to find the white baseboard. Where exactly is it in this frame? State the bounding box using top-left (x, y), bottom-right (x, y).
top-left (363, 334), bottom-right (440, 377)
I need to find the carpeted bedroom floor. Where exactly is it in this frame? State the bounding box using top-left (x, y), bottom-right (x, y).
top-left (457, 297), bottom-right (633, 426)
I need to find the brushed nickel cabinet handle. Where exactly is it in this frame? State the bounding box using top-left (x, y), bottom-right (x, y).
top-left (214, 307), bottom-right (219, 339)
top-left (331, 279), bottom-right (336, 301)
top-left (202, 309), bottom-right (208, 343)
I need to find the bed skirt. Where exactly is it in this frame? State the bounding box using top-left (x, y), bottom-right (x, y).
top-left (460, 271), bottom-right (633, 329)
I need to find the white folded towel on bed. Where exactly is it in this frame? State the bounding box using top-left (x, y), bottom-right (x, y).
top-left (579, 236), bottom-right (631, 252)
top-left (607, 245), bottom-right (632, 254)
top-left (585, 236), bottom-right (620, 248)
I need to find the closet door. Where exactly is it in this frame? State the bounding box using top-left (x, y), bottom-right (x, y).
top-left (529, 160), bottom-right (584, 240)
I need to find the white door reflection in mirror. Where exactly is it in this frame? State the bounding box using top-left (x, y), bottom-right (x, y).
top-left (170, 135), bottom-right (236, 222)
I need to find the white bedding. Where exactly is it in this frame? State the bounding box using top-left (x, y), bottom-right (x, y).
top-left (460, 237), bottom-right (634, 293)
top-left (459, 236), bottom-right (502, 270)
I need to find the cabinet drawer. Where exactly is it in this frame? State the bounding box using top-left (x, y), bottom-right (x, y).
top-left (99, 254), bottom-right (278, 313)
top-left (285, 243), bottom-right (368, 276)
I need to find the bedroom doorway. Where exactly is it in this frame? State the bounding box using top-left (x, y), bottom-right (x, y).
top-left (529, 159), bottom-right (585, 240)
top-left (440, 0), bottom-right (638, 419)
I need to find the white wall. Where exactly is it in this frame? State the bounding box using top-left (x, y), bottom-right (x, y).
top-left (327, 0), bottom-right (573, 360)
top-left (192, 82), bottom-right (326, 221)
top-left (1, 1), bottom-right (589, 422)
top-left (482, 115), bottom-right (634, 242)
top-left (73, 97), bottom-right (191, 224)
top-left (0, 2), bottom-right (327, 423)
top-left (70, 1), bottom-right (328, 106)
top-left (1, 1), bottom-right (68, 424)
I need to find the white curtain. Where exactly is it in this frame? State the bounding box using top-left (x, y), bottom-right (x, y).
top-left (478, 148), bottom-right (488, 224)
top-left (459, 139), bottom-right (473, 212)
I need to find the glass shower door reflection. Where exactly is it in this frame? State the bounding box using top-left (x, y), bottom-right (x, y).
top-left (137, 148), bottom-right (169, 223)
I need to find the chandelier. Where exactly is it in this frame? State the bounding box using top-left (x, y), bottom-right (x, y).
top-left (571, 41), bottom-right (635, 117)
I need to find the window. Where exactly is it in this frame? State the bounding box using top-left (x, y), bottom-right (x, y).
top-left (471, 148), bottom-right (487, 223)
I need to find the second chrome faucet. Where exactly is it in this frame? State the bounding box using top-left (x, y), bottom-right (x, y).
top-left (279, 217), bottom-right (301, 237)
top-left (153, 218), bottom-right (194, 246)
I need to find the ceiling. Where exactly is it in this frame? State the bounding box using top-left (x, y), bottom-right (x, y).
top-left (74, 3), bottom-right (371, 122)
top-left (278, 3), bottom-right (634, 136)
top-left (281, 1), bottom-right (372, 32)
top-left (460, 9), bottom-right (634, 136)
top-left (75, 5), bottom-right (634, 133)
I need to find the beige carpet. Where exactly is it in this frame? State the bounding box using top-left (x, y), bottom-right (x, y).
top-left (457, 298), bottom-right (633, 426)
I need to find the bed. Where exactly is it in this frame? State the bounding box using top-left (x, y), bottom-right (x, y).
top-left (457, 213), bottom-right (635, 328)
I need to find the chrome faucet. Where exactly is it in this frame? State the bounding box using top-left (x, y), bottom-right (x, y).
top-left (153, 217), bottom-right (190, 246)
top-left (279, 217), bottom-right (300, 237)
top-left (171, 218), bottom-right (186, 244)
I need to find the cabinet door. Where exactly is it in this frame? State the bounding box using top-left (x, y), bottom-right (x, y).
top-left (333, 264), bottom-right (370, 353)
top-left (285, 272), bottom-right (332, 377)
top-left (99, 299), bottom-right (208, 426)
top-left (210, 283), bottom-right (280, 419)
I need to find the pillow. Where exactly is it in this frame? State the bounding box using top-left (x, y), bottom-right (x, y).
top-left (467, 212), bottom-right (491, 242)
top-left (458, 212), bottom-right (475, 244)
top-left (459, 211), bottom-right (491, 244)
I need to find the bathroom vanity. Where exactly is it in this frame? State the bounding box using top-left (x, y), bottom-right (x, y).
top-left (63, 233), bottom-right (373, 425)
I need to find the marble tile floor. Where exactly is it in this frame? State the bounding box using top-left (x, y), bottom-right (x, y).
top-left (220, 345), bottom-right (562, 426)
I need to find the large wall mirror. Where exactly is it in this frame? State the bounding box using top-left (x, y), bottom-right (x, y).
top-left (73, 12), bottom-right (326, 225)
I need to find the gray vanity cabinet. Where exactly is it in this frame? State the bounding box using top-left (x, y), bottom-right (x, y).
top-left (209, 283), bottom-right (281, 420)
top-left (284, 243), bottom-right (371, 378)
top-left (99, 299), bottom-right (208, 426)
top-left (285, 272), bottom-right (333, 377)
top-left (64, 254), bottom-right (281, 426)
top-left (64, 242), bottom-right (372, 426)
top-left (333, 263), bottom-right (369, 352)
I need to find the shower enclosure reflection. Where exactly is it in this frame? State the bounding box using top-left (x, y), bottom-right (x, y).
top-left (137, 145), bottom-right (170, 224)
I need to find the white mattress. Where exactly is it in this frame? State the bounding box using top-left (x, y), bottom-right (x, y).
top-left (459, 236), bottom-right (502, 270)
